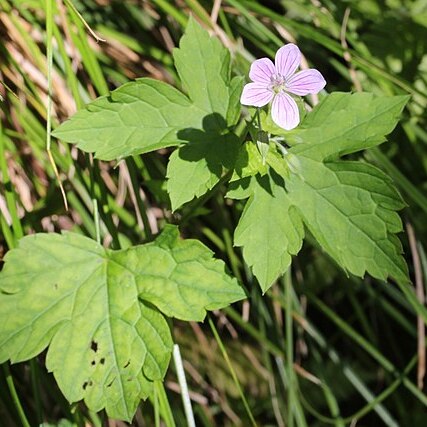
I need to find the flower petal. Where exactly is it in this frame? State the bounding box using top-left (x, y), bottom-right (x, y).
top-left (275, 44), bottom-right (301, 79)
top-left (249, 58), bottom-right (275, 84)
top-left (271, 92), bottom-right (300, 130)
top-left (240, 83), bottom-right (274, 107)
top-left (286, 69), bottom-right (326, 96)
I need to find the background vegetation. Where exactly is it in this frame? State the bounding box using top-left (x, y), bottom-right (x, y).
top-left (1, 0), bottom-right (427, 425)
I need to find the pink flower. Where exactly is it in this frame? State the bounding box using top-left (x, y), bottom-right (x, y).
top-left (240, 44), bottom-right (326, 130)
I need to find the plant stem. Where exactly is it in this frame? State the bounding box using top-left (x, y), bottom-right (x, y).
top-left (172, 344), bottom-right (195, 427)
top-left (2, 364), bottom-right (30, 427)
top-left (285, 270), bottom-right (294, 427)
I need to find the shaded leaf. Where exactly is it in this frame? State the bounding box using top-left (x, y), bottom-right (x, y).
top-left (226, 177), bottom-right (256, 200)
top-left (166, 18), bottom-right (239, 209)
top-left (166, 121), bottom-right (240, 211)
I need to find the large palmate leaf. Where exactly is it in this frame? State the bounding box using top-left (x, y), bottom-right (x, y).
top-left (232, 92), bottom-right (410, 291)
top-left (53, 18), bottom-right (241, 209)
top-left (0, 226), bottom-right (245, 421)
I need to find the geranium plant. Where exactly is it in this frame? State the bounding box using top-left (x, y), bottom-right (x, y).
top-left (0, 17), bottom-right (412, 422)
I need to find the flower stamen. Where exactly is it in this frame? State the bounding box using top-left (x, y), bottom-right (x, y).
top-left (270, 73), bottom-right (287, 94)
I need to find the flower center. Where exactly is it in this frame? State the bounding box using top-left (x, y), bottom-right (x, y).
top-left (270, 73), bottom-right (287, 94)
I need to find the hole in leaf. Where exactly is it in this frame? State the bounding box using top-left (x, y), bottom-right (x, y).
top-left (90, 341), bottom-right (98, 352)
top-left (100, 358), bottom-right (105, 365)
top-left (106, 379), bottom-right (114, 388)
top-left (123, 360), bottom-right (130, 368)
top-left (91, 360), bottom-right (96, 366)
top-left (82, 381), bottom-right (88, 390)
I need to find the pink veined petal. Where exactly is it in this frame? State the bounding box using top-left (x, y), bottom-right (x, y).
top-left (275, 44), bottom-right (301, 79)
top-left (286, 69), bottom-right (326, 96)
top-left (271, 92), bottom-right (300, 130)
top-left (240, 82), bottom-right (274, 107)
top-left (249, 58), bottom-right (275, 84)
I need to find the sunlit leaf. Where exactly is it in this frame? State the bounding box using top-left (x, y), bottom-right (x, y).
top-left (0, 226), bottom-right (245, 421)
top-left (53, 18), bottom-right (241, 209)
top-left (233, 93), bottom-right (410, 290)
top-left (52, 79), bottom-right (205, 161)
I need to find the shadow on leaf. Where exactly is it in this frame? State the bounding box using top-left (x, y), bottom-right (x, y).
top-left (177, 113), bottom-right (240, 175)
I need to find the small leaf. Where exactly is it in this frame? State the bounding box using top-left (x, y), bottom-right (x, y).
top-left (265, 147), bottom-right (291, 178)
top-left (52, 79), bottom-right (206, 161)
top-left (0, 227), bottom-right (245, 421)
top-left (234, 173), bottom-right (304, 292)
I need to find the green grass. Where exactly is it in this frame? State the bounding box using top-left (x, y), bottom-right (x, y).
top-left (1, 0), bottom-right (426, 425)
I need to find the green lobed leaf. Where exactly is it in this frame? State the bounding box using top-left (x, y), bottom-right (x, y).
top-left (165, 18), bottom-right (241, 210)
top-left (53, 18), bottom-right (242, 209)
top-left (0, 226), bottom-right (245, 421)
top-left (52, 79), bottom-right (206, 161)
top-left (117, 225), bottom-right (246, 320)
top-left (232, 92), bottom-right (410, 290)
top-left (234, 174), bottom-right (304, 292)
